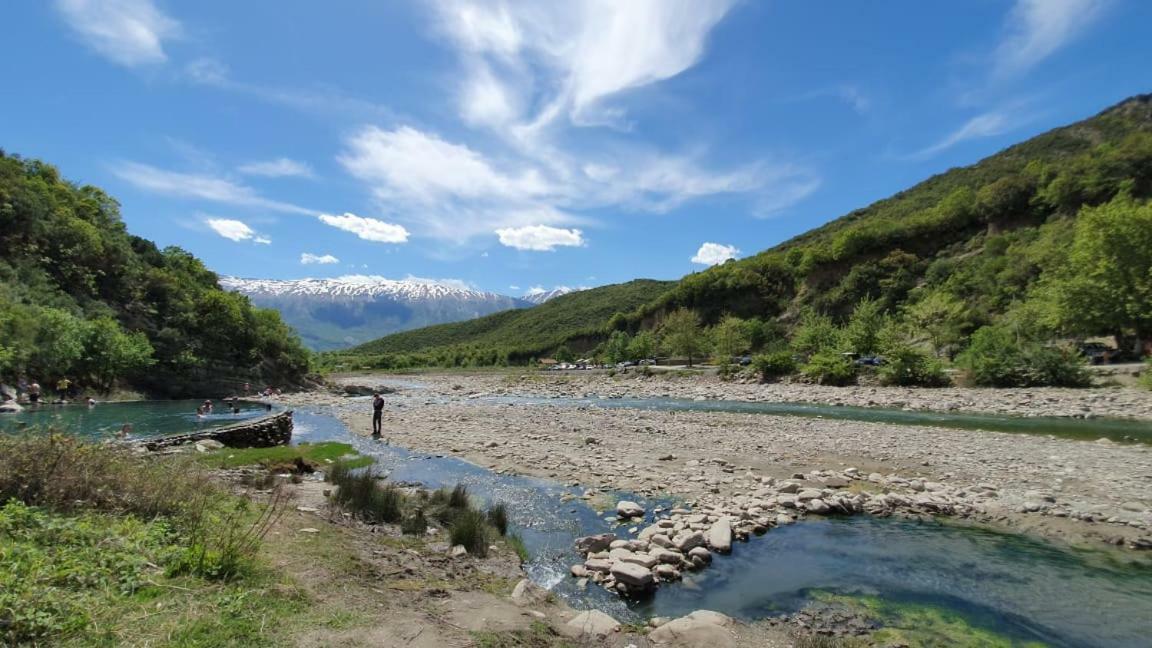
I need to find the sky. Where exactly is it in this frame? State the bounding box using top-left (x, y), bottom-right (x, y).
top-left (2, 0), bottom-right (1150, 298)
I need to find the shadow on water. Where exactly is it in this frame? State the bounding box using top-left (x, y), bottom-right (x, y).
top-left (294, 405), bottom-right (1152, 647)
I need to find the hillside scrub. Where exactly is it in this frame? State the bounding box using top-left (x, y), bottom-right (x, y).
top-left (0, 152), bottom-right (311, 397)
top-left (955, 326), bottom-right (1090, 387)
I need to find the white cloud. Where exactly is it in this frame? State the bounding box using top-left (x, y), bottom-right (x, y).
top-left (435, 0), bottom-right (736, 124)
top-left (691, 242), bottom-right (739, 266)
top-left (54, 0), bottom-right (180, 67)
top-left (300, 252), bottom-right (339, 265)
top-left (911, 109), bottom-right (1027, 158)
top-left (509, 285), bottom-right (521, 291)
top-left (239, 158), bottom-right (314, 179)
top-left (111, 161), bottom-right (314, 214)
top-left (993, 0), bottom-right (1106, 78)
top-left (496, 225), bottom-right (583, 251)
top-left (318, 212), bottom-right (410, 243)
top-left (205, 218), bottom-right (269, 244)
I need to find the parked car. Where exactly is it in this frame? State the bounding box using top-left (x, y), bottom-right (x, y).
top-left (1079, 342), bottom-right (1117, 365)
top-left (854, 355), bottom-right (886, 367)
top-left (734, 355), bottom-right (753, 366)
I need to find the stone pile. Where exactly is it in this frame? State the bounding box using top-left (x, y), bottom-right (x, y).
top-left (572, 467), bottom-right (1001, 596)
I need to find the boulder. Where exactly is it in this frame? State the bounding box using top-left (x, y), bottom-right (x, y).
top-left (510, 579), bottom-right (549, 607)
top-left (0, 401), bottom-right (23, 413)
top-left (707, 517), bottom-right (732, 554)
top-left (650, 547), bottom-right (684, 564)
top-left (621, 553), bottom-right (658, 569)
top-left (564, 610), bottom-right (621, 638)
top-left (575, 533), bottom-right (617, 554)
top-left (648, 610), bottom-right (734, 647)
top-left (673, 530), bottom-right (706, 552)
top-left (450, 545), bottom-right (468, 558)
top-left (806, 499), bottom-right (831, 514)
top-left (687, 547), bottom-right (712, 563)
top-left (583, 558), bottom-right (613, 573)
top-left (610, 561), bottom-right (655, 590)
top-left (616, 500), bottom-right (646, 518)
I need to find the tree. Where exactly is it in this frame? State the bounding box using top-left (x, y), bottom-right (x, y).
top-left (1051, 195), bottom-right (1152, 354)
top-left (602, 330), bottom-right (632, 364)
top-left (790, 311), bottom-right (841, 357)
top-left (554, 345), bottom-right (574, 363)
top-left (711, 316), bottom-right (752, 362)
top-left (905, 290), bottom-right (967, 357)
top-left (842, 298), bottom-right (887, 355)
top-left (80, 317), bottom-right (155, 390)
top-left (627, 330), bottom-right (656, 361)
top-left (660, 308), bottom-right (704, 366)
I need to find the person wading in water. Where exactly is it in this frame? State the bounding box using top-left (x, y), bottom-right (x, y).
top-left (371, 392), bottom-right (385, 437)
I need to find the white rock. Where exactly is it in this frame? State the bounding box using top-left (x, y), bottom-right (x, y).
top-left (610, 561), bottom-right (655, 589)
top-left (617, 500), bottom-right (646, 518)
top-left (648, 610), bottom-right (734, 646)
top-left (564, 610), bottom-right (620, 638)
top-left (707, 517), bottom-right (732, 554)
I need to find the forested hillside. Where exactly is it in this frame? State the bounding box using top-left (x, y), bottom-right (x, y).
top-left (0, 152), bottom-right (311, 397)
top-left (341, 279), bottom-right (674, 366)
top-left (343, 94), bottom-right (1152, 378)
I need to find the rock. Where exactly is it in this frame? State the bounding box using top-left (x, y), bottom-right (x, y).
top-left (650, 547), bottom-right (683, 564)
top-left (1120, 501), bottom-right (1146, 513)
top-left (0, 401), bottom-right (24, 413)
top-left (575, 533), bottom-right (617, 554)
top-left (564, 610), bottom-right (621, 638)
top-left (777, 482), bottom-right (800, 494)
top-left (673, 530), bottom-right (706, 552)
top-left (570, 564), bottom-right (589, 578)
top-left (687, 546), bottom-right (712, 563)
top-left (0, 384), bottom-right (15, 401)
top-left (806, 499), bottom-right (831, 514)
top-left (298, 528), bottom-right (319, 533)
top-left (654, 564), bottom-right (681, 580)
top-left (610, 561), bottom-right (655, 590)
top-left (510, 579), bottom-right (549, 606)
top-left (617, 500), bottom-right (646, 518)
top-left (584, 558), bottom-right (613, 573)
top-left (706, 517), bottom-right (733, 554)
top-left (648, 610), bottom-right (734, 647)
top-left (822, 476), bottom-right (849, 488)
top-left (621, 553), bottom-right (659, 569)
top-left (194, 439), bottom-right (225, 451)
top-left (797, 488), bottom-right (823, 501)
top-left (450, 544), bottom-right (468, 558)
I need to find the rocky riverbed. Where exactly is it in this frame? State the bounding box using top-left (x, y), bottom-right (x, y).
top-left (288, 372), bottom-right (1152, 555)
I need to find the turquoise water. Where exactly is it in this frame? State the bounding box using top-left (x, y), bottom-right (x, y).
top-left (296, 405), bottom-right (1152, 647)
top-left (0, 399), bottom-right (276, 440)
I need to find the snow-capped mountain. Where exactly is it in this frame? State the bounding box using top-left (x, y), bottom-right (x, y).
top-left (221, 275), bottom-right (530, 351)
top-left (522, 286), bottom-right (580, 304)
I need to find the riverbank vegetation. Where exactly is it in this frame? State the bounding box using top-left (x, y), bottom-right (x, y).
top-left (331, 96), bottom-right (1152, 388)
top-left (0, 151), bottom-right (312, 398)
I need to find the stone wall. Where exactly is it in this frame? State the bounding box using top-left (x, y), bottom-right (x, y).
top-left (144, 410), bottom-right (293, 451)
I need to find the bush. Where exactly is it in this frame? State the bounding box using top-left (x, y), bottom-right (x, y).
top-left (877, 346), bottom-right (951, 387)
top-left (448, 509), bottom-right (490, 557)
top-left (328, 464), bottom-right (405, 524)
top-left (401, 508), bottom-right (428, 536)
top-left (800, 352), bottom-right (857, 386)
top-left (752, 351), bottom-right (797, 382)
top-left (956, 326), bottom-right (1090, 387)
top-left (487, 503), bottom-right (509, 536)
top-left (448, 484), bottom-right (470, 509)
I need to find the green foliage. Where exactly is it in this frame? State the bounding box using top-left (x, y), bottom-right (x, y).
top-left (956, 325), bottom-right (1091, 387)
top-left (448, 484), bottom-right (471, 509)
top-left (487, 503), bottom-right (509, 536)
top-left (0, 151), bottom-right (311, 395)
top-left (905, 289), bottom-right (969, 357)
top-left (627, 330), bottom-right (657, 360)
top-left (800, 351), bottom-right (858, 386)
top-left (603, 330), bottom-right (632, 364)
top-left (877, 345), bottom-right (951, 387)
top-left (660, 307), bottom-right (706, 365)
top-left (506, 532), bottom-right (529, 563)
top-left (401, 508), bottom-right (429, 536)
top-left (195, 441), bottom-right (370, 470)
top-left (842, 298), bottom-right (888, 355)
top-left (327, 465), bottom-right (406, 524)
top-left (1049, 194), bottom-right (1152, 352)
top-left (791, 311), bottom-right (842, 356)
top-left (448, 509), bottom-right (491, 557)
top-left (752, 351), bottom-right (797, 382)
top-left (711, 315), bottom-right (753, 360)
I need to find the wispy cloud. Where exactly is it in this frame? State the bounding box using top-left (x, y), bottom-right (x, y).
top-left (691, 242), bottom-right (739, 266)
top-left (54, 0), bottom-right (180, 67)
top-left (908, 108), bottom-right (1032, 159)
top-left (318, 212), bottom-right (409, 244)
top-left (111, 161), bottom-right (314, 214)
top-left (992, 0), bottom-right (1107, 79)
top-left (204, 217), bottom-right (270, 244)
top-left (496, 225), bottom-right (584, 251)
top-left (300, 252), bottom-right (339, 265)
top-left (239, 158), bottom-right (314, 179)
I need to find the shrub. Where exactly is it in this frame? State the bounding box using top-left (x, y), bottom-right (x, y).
top-left (800, 352), bottom-right (858, 386)
top-left (956, 325), bottom-right (1090, 387)
top-left (448, 484), bottom-right (470, 509)
top-left (173, 488), bottom-right (288, 581)
top-left (752, 351), bottom-right (797, 382)
top-left (877, 346), bottom-right (951, 387)
top-left (328, 464), bottom-right (405, 524)
top-left (401, 508), bottom-right (429, 536)
top-left (487, 503), bottom-right (509, 536)
top-left (448, 509), bottom-right (490, 557)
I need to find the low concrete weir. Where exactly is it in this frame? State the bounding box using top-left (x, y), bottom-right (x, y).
top-left (143, 410), bottom-right (293, 450)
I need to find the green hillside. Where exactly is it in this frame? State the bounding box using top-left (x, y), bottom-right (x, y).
top-left (342, 279), bottom-right (675, 365)
top-left (0, 152), bottom-right (311, 397)
top-left (335, 94), bottom-right (1152, 372)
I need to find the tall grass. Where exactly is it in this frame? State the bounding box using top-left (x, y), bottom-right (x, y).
top-left (486, 503), bottom-right (508, 536)
top-left (326, 463), bottom-right (405, 524)
top-left (449, 509), bottom-right (490, 557)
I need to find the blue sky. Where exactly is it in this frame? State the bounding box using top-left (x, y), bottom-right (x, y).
top-left (3, 1), bottom-right (1150, 297)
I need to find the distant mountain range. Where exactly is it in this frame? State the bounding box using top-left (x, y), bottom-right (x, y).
top-left (220, 276), bottom-right (575, 351)
top-left (522, 287), bottom-right (578, 304)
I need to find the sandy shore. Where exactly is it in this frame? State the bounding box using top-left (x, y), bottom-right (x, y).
top-left (285, 371), bottom-right (1152, 554)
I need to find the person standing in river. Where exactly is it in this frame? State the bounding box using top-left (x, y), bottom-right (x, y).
top-left (371, 392), bottom-right (384, 437)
